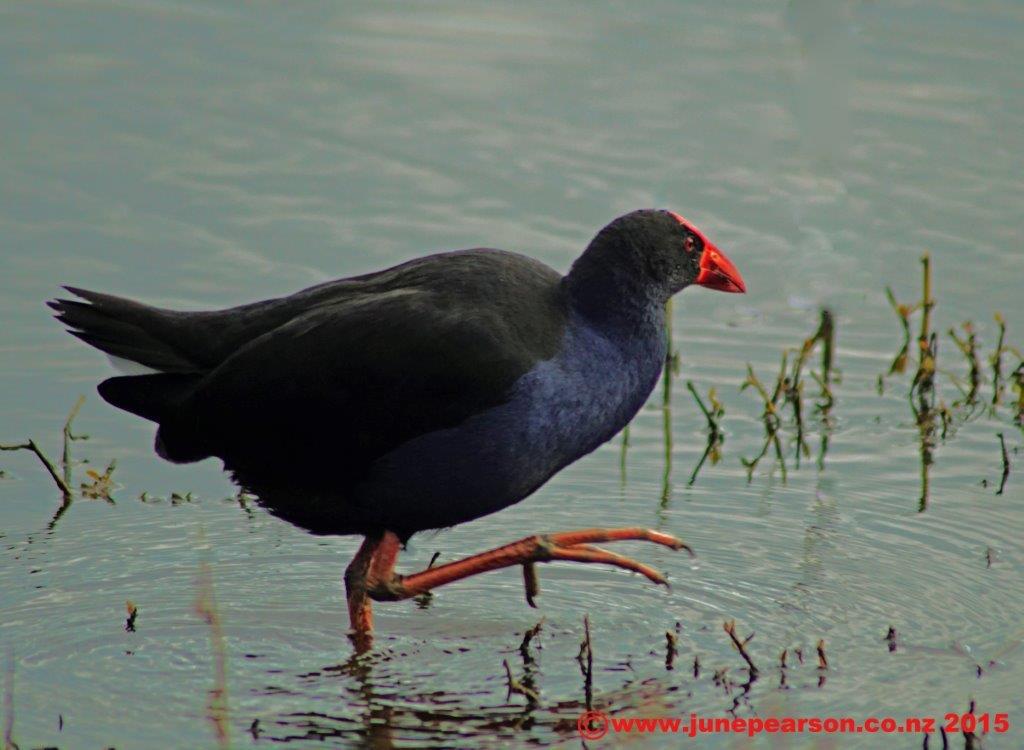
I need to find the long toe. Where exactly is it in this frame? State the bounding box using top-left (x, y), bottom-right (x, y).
top-left (548, 543), bottom-right (671, 585)
top-left (548, 527), bottom-right (693, 555)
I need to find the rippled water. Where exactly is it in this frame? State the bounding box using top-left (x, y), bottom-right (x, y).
top-left (2, 1), bottom-right (1022, 748)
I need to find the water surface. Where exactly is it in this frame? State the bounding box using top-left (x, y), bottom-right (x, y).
top-left (1, 1), bottom-right (1022, 747)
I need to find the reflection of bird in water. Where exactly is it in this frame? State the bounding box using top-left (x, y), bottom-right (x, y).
top-left (50, 209), bottom-right (745, 648)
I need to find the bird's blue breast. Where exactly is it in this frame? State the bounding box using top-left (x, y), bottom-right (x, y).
top-left (356, 312), bottom-right (667, 532)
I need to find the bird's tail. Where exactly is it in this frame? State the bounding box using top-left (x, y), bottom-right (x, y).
top-left (48, 287), bottom-right (204, 432)
top-left (48, 286), bottom-right (198, 373)
top-left (96, 373), bottom-right (200, 423)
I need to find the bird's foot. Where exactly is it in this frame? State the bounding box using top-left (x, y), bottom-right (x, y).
top-left (366, 527), bottom-right (692, 605)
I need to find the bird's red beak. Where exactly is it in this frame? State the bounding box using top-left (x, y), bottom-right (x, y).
top-left (696, 242), bottom-right (746, 293)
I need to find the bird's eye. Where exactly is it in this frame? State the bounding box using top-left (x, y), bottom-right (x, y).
top-left (683, 235), bottom-right (696, 254)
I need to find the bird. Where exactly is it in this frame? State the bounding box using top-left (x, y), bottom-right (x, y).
top-left (49, 208), bottom-right (745, 646)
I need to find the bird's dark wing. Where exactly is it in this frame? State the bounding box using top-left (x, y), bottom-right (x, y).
top-left (52, 250), bottom-right (561, 372)
top-left (155, 252), bottom-right (568, 485)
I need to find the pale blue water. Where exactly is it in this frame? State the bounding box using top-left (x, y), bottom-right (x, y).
top-left (1, 1), bottom-right (1022, 748)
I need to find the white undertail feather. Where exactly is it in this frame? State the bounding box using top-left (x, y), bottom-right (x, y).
top-left (106, 354), bottom-right (160, 375)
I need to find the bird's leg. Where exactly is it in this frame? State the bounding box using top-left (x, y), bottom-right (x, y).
top-left (365, 527), bottom-right (691, 605)
top-left (344, 532), bottom-right (386, 650)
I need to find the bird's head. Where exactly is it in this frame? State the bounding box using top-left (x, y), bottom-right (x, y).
top-left (568, 209), bottom-right (746, 315)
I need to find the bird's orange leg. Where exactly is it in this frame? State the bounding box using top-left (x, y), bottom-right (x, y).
top-left (364, 527), bottom-right (691, 606)
top-left (344, 532), bottom-right (386, 651)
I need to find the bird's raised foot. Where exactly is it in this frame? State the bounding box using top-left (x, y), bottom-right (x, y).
top-left (366, 526), bottom-right (692, 602)
top-left (344, 527), bottom-right (691, 650)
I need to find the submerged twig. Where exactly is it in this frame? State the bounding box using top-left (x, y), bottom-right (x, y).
top-left (885, 626), bottom-right (898, 653)
top-left (883, 253), bottom-right (934, 399)
top-left (665, 630), bottom-right (678, 670)
top-left (0, 440), bottom-right (73, 502)
top-left (1, 397), bottom-right (96, 526)
top-left (195, 560), bottom-right (230, 750)
top-left (948, 322), bottom-right (981, 407)
top-left (810, 308), bottom-right (838, 473)
top-left (741, 310), bottom-right (839, 478)
top-left (906, 260), bottom-right (939, 513)
top-left (80, 460), bottom-right (117, 502)
top-left (660, 395), bottom-right (673, 507)
top-left (663, 298), bottom-right (679, 405)
top-left (687, 381), bottom-right (723, 431)
top-left (996, 432), bottom-right (1010, 495)
top-left (884, 285), bottom-right (917, 375)
top-left (686, 381), bottom-right (724, 485)
top-left (816, 639), bottom-right (828, 670)
top-left (784, 361), bottom-right (811, 468)
top-left (740, 359), bottom-right (787, 482)
top-left (815, 308), bottom-right (836, 397)
top-left (519, 619), bottom-right (544, 665)
top-left (990, 313), bottom-right (1008, 407)
top-left (61, 395), bottom-right (87, 488)
top-left (577, 615), bottom-right (594, 711)
top-left (918, 253), bottom-right (934, 373)
top-left (502, 659), bottom-right (539, 705)
top-left (962, 699), bottom-right (977, 749)
top-left (1013, 362), bottom-right (1024, 426)
top-left (660, 300), bottom-right (678, 505)
top-left (883, 261), bottom-right (1020, 514)
top-left (722, 619), bottom-right (759, 676)
top-left (915, 388), bottom-right (938, 513)
top-left (912, 332), bottom-right (938, 410)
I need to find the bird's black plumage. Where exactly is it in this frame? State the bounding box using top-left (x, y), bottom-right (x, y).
top-left (50, 209), bottom-right (735, 540)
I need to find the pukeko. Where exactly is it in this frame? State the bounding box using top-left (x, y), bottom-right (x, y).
top-left (49, 209), bottom-right (745, 644)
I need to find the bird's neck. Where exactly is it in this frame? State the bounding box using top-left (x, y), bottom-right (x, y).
top-left (563, 243), bottom-right (667, 335)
